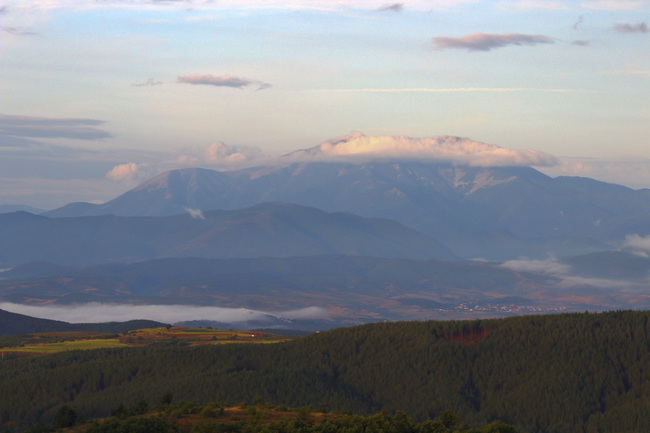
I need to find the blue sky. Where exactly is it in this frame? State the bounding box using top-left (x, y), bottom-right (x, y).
top-left (0, 0), bottom-right (648, 209)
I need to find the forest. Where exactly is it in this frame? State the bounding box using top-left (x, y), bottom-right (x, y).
top-left (2, 310), bottom-right (650, 433)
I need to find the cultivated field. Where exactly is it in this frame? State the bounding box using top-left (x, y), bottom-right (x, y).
top-left (0, 327), bottom-right (291, 357)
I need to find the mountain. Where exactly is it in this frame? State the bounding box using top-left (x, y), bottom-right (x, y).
top-left (0, 308), bottom-right (164, 336)
top-left (0, 204), bottom-right (46, 214)
top-left (44, 162), bottom-right (650, 259)
top-left (0, 203), bottom-right (456, 267)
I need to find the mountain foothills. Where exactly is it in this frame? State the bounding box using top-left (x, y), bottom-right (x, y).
top-left (43, 161), bottom-right (650, 259)
top-left (0, 203), bottom-right (454, 266)
top-left (1, 311), bottom-right (650, 433)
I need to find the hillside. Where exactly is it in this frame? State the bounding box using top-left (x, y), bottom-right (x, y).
top-left (0, 203), bottom-right (455, 266)
top-left (26, 401), bottom-right (516, 433)
top-left (0, 308), bottom-right (164, 337)
top-left (1, 311), bottom-right (649, 433)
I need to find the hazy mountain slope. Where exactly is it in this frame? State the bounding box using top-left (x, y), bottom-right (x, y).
top-left (43, 162), bottom-right (650, 258)
top-left (0, 204), bottom-right (46, 214)
top-left (0, 204), bottom-right (456, 266)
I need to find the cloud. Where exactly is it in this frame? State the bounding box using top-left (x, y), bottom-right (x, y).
top-left (497, 1), bottom-right (571, 11)
top-left (1, 25), bottom-right (37, 36)
top-left (316, 87), bottom-right (581, 93)
top-left (185, 207), bottom-right (205, 220)
top-left (2, 1), bottom-right (480, 13)
top-left (571, 40), bottom-right (590, 46)
top-left (612, 22), bottom-right (648, 33)
top-left (132, 78), bottom-right (163, 87)
top-left (431, 32), bottom-right (555, 51)
top-left (500, 258), bottom-right (637, 289)
top-left (106, 162), bottom-right (141, 182)
top-left (177, 74), bottom-right (271, 90)
top-left (500, 257), bottom-right (571, 275)
top-left (283, 132), bottom-right (559, 167)
top-left (624, 235), bottom-right (650, 252)
top-left (538, 157), bottom-right (650, 190)
top-left (0, 302), bottom-right (328, 325)
top-left (0, 113), bottom-right (111, 140)
top-left (378, 3), bottom-right (404, 12)
top-left (573, 15), bottom-right (584, 30)
top-left (582, 1), bottom-right (645, 11)
top-left (204, 141), bottom-right (261, 166)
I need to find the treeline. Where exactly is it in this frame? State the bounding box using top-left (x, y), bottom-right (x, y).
top-left (21, 398), bottom-right (517, 433)
top-left (2, 311), bottom-right (650, 432)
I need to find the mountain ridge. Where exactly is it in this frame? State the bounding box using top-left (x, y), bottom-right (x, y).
top-left (42, 161), bottom-right (650, 259)
top-left (1, 202), bottom-right (456, 267)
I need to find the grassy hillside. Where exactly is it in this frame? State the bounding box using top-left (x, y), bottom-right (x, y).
top-left (2, 311), bottom-right (650, 433)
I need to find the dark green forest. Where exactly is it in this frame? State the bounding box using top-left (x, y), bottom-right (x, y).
top-left (2, 311), bottom-right (650, 433)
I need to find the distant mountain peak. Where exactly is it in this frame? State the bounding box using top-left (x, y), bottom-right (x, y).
top-left (281, 132), bottom-right (558, 167)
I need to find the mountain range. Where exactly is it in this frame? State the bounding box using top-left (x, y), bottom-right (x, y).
top-left (0, 202), bottom-right (454, 267)
top-left (42, 161), bottom-right (650, 259)
top-left (3, 159), bottom-right (650, 325)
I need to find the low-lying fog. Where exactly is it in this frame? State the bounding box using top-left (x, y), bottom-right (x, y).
top-left (0, 302), bottom-right (328, 325)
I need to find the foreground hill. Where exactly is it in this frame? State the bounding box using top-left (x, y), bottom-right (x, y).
top-left (30, 401), bottom-right (516, 433)
top-left (1, 311), bottom-right (649, 433)
top-left (44, 162), bottom-right (650, 259)
top-left (0, 203), bottom-right (455, 266)
top-left (0, 308), bottom-right (164, 336)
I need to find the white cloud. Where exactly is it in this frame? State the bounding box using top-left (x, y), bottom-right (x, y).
top-left (581, 0), bottom-right (645, 11)
top-left (500, 257), bottom-right (571, 275)
top-left (106, 162), bottom-right (141, 182)
top-left (0, 302), bottom-right (328, 324)
top-left (185, 207), bottom-right (205, 220)
top-left (283, 132), bottom-right (559, 167)
top-left (624, 234), bottom-right (650, 252)
top-left (497, 1), bottom-right (571, 11)
top-left (500, 257), bottom-right (638, 289)
top-left (204, 141), bottom-right (261, 166)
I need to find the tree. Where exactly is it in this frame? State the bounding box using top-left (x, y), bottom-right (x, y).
top-left (53, 405), bottom-right (77, 428)
top-left (481, 420), bottom-right (517, 433)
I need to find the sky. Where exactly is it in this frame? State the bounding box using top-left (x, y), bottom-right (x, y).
top-left (0, 0), bottom-right (648, 210)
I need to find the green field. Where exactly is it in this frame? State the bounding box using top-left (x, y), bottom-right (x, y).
top-left (0, 327), bottom-right (291, 357)
top-left (2, 338), bottom-right (129, 354)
